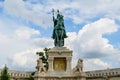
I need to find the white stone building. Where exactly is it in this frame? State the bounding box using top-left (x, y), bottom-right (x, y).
top-left (0, 69), bottom-right (31, 80)
top-left (0, 68), bottom-right (120, 80)
top-left (86, 68), bottom-right (120, 80)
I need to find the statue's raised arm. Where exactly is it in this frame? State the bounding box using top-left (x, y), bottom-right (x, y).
top-left (52, 9), bottom-right (67, 47)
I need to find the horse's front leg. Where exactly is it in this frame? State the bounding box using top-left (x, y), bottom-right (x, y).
top-left (55, 30), bottom-right (59, 46)
top-left (55, 30), bottom-right (59, 42)
top-left (61, 30), bottom-right (63, 41)
top-left (60, 30), bottom-right (64, 46)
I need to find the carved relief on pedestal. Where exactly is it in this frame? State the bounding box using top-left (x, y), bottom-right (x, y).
top-left (54, 58), bottom-right (66, 71)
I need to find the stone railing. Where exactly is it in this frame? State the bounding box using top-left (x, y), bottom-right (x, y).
top-left (85, 68), bottom-right (120, 80)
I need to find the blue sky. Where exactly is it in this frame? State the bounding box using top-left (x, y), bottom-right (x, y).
top-left (0, 0), bottom-right (120, 71)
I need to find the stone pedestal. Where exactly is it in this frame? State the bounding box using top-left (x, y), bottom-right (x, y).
top-left (48, 47), bottom-right (72, 72)
top-left (34, 47), bottom-right (86, 80)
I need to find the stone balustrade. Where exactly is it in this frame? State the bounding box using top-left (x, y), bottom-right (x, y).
top-left (1, 67), bottom-right (120, 80)
top-left (85, 68), bottom-right (120, 80)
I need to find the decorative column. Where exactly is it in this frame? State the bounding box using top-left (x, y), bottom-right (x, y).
top-left (66, 57), bottom-right (72, 72)
top-left (48, 57), bottom-right (54, 72)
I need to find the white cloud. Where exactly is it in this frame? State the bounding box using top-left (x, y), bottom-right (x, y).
top-left (84, 58), bottom-right (111, 71)
top-left (15, 27), bottom-right (40, 40)
top-left (70, 18), bottom-right (120, 58)
top-left (65, 18), bottom-right (120, 70)
top-left (65, 32), bottom-right (77, 49)
top-left (0, 16), bottom-right (42, 70)
top-left (8, 37), bottom-right (54, 70)
top-left (33, 38), bottom-right (53, 48)
top-left (1, 17), bottom-right (119, 71)
top-left (4, 0), bottom-right (52, 28)
top-left (25, 0), bottom-right (120, 24)
top-left (0, 17), bottom-right (119, 71)
top-left (3, 0), bottom-right (120, 26)
top-left (0, 33), bottom-right (7, 42)
top-left (0, 14), bottom-right (53, 70)
top-left (10, 48), bottom-right (41, 69)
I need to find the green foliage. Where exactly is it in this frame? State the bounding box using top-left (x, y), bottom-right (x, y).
top-left (28, 76), bottom-right (34, 80)
top-left (36, 48), bottom-right (50, 70)
top-left (0, 65), bottom-right (10, 80)
top-left (31, 72), bottom-right (35, 76)
top-left (27, 72), bottom-right (35, 80)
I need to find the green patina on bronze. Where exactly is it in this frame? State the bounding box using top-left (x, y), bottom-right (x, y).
top-left (52, 9), bottom-right (67, 47)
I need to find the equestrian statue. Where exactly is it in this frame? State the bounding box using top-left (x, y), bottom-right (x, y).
top-left (52, 9), bottom-right (67, 47)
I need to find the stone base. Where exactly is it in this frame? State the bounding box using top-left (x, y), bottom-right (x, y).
top-left (47, 47), bottom-right (73, 72)
top-left (34, 77), bottom-right (85, 80)
top-left (34, 47), bottom-right (86, 80)
top-left (34, 71), bottom-right (86, 80)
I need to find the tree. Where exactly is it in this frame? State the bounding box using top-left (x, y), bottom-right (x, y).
top-left (28, 76), bottom-right (34, 80)
top-left (27, 72), bottom-right (35, 80)
top-left (36, 48), bottom-right (50, 70)
top-left (0, 65), bottom-right (10, 80)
